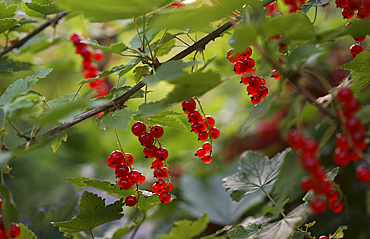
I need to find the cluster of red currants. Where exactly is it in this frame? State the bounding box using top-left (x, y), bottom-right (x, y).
top-left (227, 48), bottom-right (269, 105)
top-left (131, 122), bottom-right (172, 204)
top-left (288, 129), bottom-right (343, 214)
top-left (264, 0), bottom-right (307, 15)
top-left (336, 0), bottom-right (370, 19)
top-left (0, 199), bottom-right (20, 239)
top-left (267, 34), bottom-right (287, 80)
top-left (182, 99), bottom-right (219, 164)
top-left (70, 33), bottom-right (109, 98)
top-left (107, 151), bottom-right (144, 207)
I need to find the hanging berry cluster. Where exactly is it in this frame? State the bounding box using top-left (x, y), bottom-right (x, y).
top-left (107, 150), bottom-right (144, 207)
top-left (287, 129), bottom-right (343, 214)
top-left (131, 122), bottom-right (173, 204)
top-left (345, 22), bottom-right (366, 57)
top-left (336, 0), bottom-right (370, 20)
top-left (0, 199), bottom-right (21, 238)
top-left (182, 99), bottom-right (219, 164)
top-left (70, 33), bottom-right (109, 98)
top-left (227, 47), bottom-right (269, 105)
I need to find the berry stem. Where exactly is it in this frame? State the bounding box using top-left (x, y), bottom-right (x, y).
top-left (133, 18), bottom-right (144, 53)
top-left (114, 129), bottom-right (133, 170)
top-left (261, 186), bottom-right (286, 218)
top-left (89, 229), bottom-right (95, 239)
top-left (130, 211), bottom-right (146, 239)
top-left (72, 84), bottom-right (83, 102)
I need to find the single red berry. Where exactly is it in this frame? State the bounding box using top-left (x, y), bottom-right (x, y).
top-left (227, 49), bottom-right (239, 63)
top-left (9, 223), bottom-right (20, 238)
top-left (157, 179), bottom-right (167, 189)
top-left (337, 87), bottom-right (353, 103)
top-left (357, 7), bottom-right (370, 19)
top-left (191, 122), bottom-right (205, 133)
top-left (351, 130), bottom-right (365, 147)
top-left (349, 150), bottom-right (361, 161)
top-left (301, 177), bottom-right (314, 191)
top-left (256, 85), bottom-right (268, 97)
top-left (302, 157), bottom-right (320, 172)
top-left (196, 148), bottom-right (206, 158)
top-left (354, 35), bottom-right (366, 42)
top-left (203, 155), bottom-right (213, 164)
top-left (356, 165), bottom-right (370, 182)
top-left (202, 116), bottom-right (215, 128)
top-left (198, 131), bottom-right (209, 141)
top-left (132, 121), bottom-right (146, 136)
top-left (342, 98), bottom-right (360, 116)
top-left (154, 168), bottom-right (168, 178)
top-left (336, 133), bottom-right (350, 150)
top-left (159, 192), bottom-right (171, 204)
top-left (251, 95), bottom-right (262, 104)
top-left (272, 69), bottom-right (281, 79)
top-left (312, 168), bottom-right (327, 180)
top-left (241, 75), bottom-right (252, 85)
top-left (234, 61), bottom-right (247, 75)
top-left (156, 147), bottom-right (169, 161)
top-left (143, 145), bottom-right (158, 158)
top-left (188, 110), bottom-right (203, 123)
top-left (244, 57), bottom-right (255, 69)
top-left (118, 178), bottom-right (133, 190)
top-left (350, 44), bottom-right (363, 56)
top-left (238, 47), bottom-right (253, 61)
top-left (325, 188), bottom-right (339, 202)
top-left (335, 0), bottom-right (348, 7)
top-left (310, 197), bottom-right (327, 214)
top-left (94, 49), bottom-right (103, 61)
top-left (108, 151), bottom-right (125, 169)
top-left (115, 164), bottom-right (130, 179)
top-left (314, 180), bottom-right (332, 195)
top-left (348, 0), bottom-right (362, 10)
top-left (304, 138), bottom-right (319, 155)
top-left (70, 33), bottom-right (81, 43)
top-left (138, 131), bottom-right (154, 146)
top-left (210, 127), bottom-right (220, 139)
top-left (150, 125), bottom-right (164, 138)
top-left (80, 46), bottom-right (92, 60)
top-left (329, 201), bottom-right (343, 213)
top-left (163, 182), bottom-right (174, 192)
top-left (345, 117), bottom-right (361, 132)
top-left (139, 174), bottom-right (145, 183)
top-left (319, 236), bottom-right (329, 239)
top-left (342, 6), bottom-right (355, 18)
top-left (152, 159), bottom-right (163, 169)
top-left (124, 153), bottom-right (134, 165)
top-left (203, 142), bottom-right (212, 153)
top-left (182, 99), bottom-right (196, 113)
top-left (128, 170), bottom-right (142, 184)
top-left (125, 195), bottom-right (137, 207)
top-left (333, 148), bottom-right (351, 167)
top-left (287, 129), bottom-right (305, 150)
top-left (152, 183), bottom-right (163, 194)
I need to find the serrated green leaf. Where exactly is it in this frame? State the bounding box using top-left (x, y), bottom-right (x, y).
top-left (51, 131), bottom-right (68, 153)
top-left (18, 224), bottom-right (38, 239)
top-left (81, 39), bottom-right (129, 54)
top-left (137, 191), bottom-right (160, 212)
top-left (138, 101), bottom-right (169, 118)
top-left (20, 36), bottom-right (62, 54)
top-left (157, 213), bottom-right (209, 239)
top-left (145, 115), bottom-right (188, 131)
top-left (143, 61), bottom-right (201, 86)
top-left (25, 2), bottom-right (61, 15)
top-left (0, 69), bottom-right (52, 105)
top-left (156, 39), bottom-right (175, 57)
top-left (29, 197), bottom-right (78, 239)
top-left (0, 58), bottom-right (33, 73)
top-left (57, 0), bottom-right (172, 22)
top-left (223, 148), bottom-right (290, 202)
top-left (0, 185), bottom-right (19, 235)
top-left (0, 2), bottom-right (17, 19)
top-left (133, 66), bottom-right (149, 83)
top-left (228, 224), bottom-right (260, 239)
top-left (163, 70), bottom-right (222, 105)
top-left (63, 176), bottom-right (90, 188)
top-left (99, 110), bottom-right (136, 130)
top-left (22, 2), bottom-right (45, 18)
top-left (3, 93), bottom-right (44, 120)
top-left (316, 21), bottom-right (370, 43)
top-left (228, 24), bottom-right (258, 54)
top-left (52, 191), bottom-right (124, 236)
top-left (111, 227), bottom-right (133, 239)
top-left (0, 18), bottom-right (18, 34)
top-left (330, 225), bottom-right (347, 239)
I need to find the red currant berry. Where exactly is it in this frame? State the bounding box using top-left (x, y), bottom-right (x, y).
top-left (157, 179), bottom-right (166, 189)
top-left (336, 133), bottom-right (350, 150)
top-left (143, 145), bottom-right (158, 158)
top-left (256, 85), bottom-right (268, 97)
top-left (315, 180), bottom-right (332, 195)
top-left (108, 151), bottom-right (124, 169)
top-left (203, 155), bottom-right (213, 164)
top-left (350, 44), bottom-right (363, 56)
top-left (80, 46), bottom-right (92, 60)
top-left (94, 49), bottom-right (103, 61)
top-left (337, 87), bottom-right (353, 103)
top-left (304, 138), bottom-right (319, 155)
top-left (128, 170), bottom-right (142, 184)
top-left (356, 165), bottom-right (370, 182)
top-left (125, 195), bottom-right (137, 207)
top-left (138, 174), bottom-right (146, 183)
top-left (342, 98), bottom-right (360, 116)
top-left (9, 223), bottom-right (20, 238)
top-left (301, 177), bottom-right (314, 191)
top-left (154, 168), bottom-right (168, 178)
top-left (188, 110), bottom-right (203, 123)
top-left (115, 164), bottom-right (130, 179)
top-left (234, 61), bottom-right (247, 75)
top-left (202, 116), bottom-right (215, 128)
top-left (203, 142), bottom-right (212, 153)
top-left (302, 157), bottom-right (320, 172)
top-left (191, 122), bottom-right (205, 133)
top-left (348, 0), bottom-right (362, 10)
top-left (335, 0), bottom-right (348, 7)
top-left (239, 47), bottom-right (253, 61)
top-left (244, 57), bottom-right (255, 69)
top-left (310, 197), bottom-right (327, 214)
top-left (124, 153), bottom-right (134, 165)
top-left (152, 159), bottom-right (163, 169)
top-left (345, 117), bottom-right (361, 132)
top-left (152, 183), bottom-right (163, 194)
top-left (354, 35), bottom-right (366, 42)
top-left (319, 236), bottom-right (329, 239)
top-left (342, 7), bottom-right (355, 18)
top-left (329, 201), bottom-right (343, 213)
top-left (196, 148), bottom-right (206, 158)
top-left (70, 33), bottom-right (81, 44)
top-left (251, 95), bottom-right (262, 104)
top-left (272, 69), bottom-right (281, 79)
top-left (241, 75), bottom-right (252, 85)
top-left (357, 7), bottom-right (370, 19)
top-left (118, 178), bottom-right (133, 190)
top-left (227, 49), bottom-right (239, 63)
top-left (163, 182), bottom-right (174, 192)
top-left (159, 192), bottom-right (171, 204)
top-left (210, 127), bottom-right (220, 139)
top-left (351, 131), bottom-right (365, 147)
top-left (182, 99), bottom-right (196, 113)
top-left (138, 131), bottom-right (154, 146)
top-left (349, 150), bottom-right (361, 162)
top-left (132, 121), bottom-right (146, 136)
top-left (151, 125), bottom-right (164, 138)
top-left (333, 148), bottom-right (351, 167)
top-left (198, 131), bottom-right (209, 141)
top-left (312, 168), bottom-right (327, 180)
top-left (287, 129), bottom-right (305, 150)
top-left (325, 188), bottom-right (338, 202)
top-left (156, 147), bottom-right (169, 161)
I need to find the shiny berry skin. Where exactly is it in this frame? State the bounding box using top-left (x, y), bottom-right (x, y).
top-left (182, 99), bottom-right (196, 113)
top-left (325, 188), bottom-right (339, 202)
top-left (343, 98), bottom-right (360, 116)
top-left (202, 116), bottom-right (215, 128)
top-left (203, 155), bottom-right (212, 164)
top-left (138, 131), bottom-right (154, 146)
top-left (337, 87), bottom-right (353, 103)
top-left (152, 159), bottom-right (163, 169)
top-left (151, 125), bottom-right (164, 138)
top-left (356, 165), bottom-right (370, 182)
top-left (128, 170), bottom-right (142, 184)
top-left (227, 49), bottom-right (239, 63)
top-left (329, 201), bottom-right (343, 213)
top-left (345, 117), bottom-right (361, 132)
top-left (115, 164), bottom-right (130, 179)
top-left (152, 183), bottom-right (163, 194)
top-left (354, 35), bottom-right (366, 42)
top-left (350, 44), bottom-right (363, 56)
top-left (124, 153), bottom-right (134, 165)
top-left (80, 46), bottom-right (92, 60)
top-left (163, 182), bottom-right (174, 192)
top-left (304, 139), bottom-right (319, 155)
top-left (138, 174), bottom-right (145, 183)
top-left (348, 0), bottom-right (362, 10)
top-left (310, 197), bottom-right (327, 214)
top-left (70, 33), bottom-right (81, 44)
top-left (244, 57), bottom-right (255, 69)
top-left (357, 7), bottom-right (370, 19)
top-left (233, 61), bottom-right (247, 75)
top-left (143, 145), bottom-right (158, 158)
top-left (251, 95), bottom-right (262, 104)
top-left (302, 157), bottom-right (320, 172)
top-left (191, 122), bottom-right (205, 133)
top-left (157, 179), bottom-right (166, 189)
top-left (272, 69), bottom-right (281, 79)
top-left (125, 195), bottom-right (137, 207)
top-left (301, 177), bottom-right (314, 191)
top-left (108, 151), bottom-right (125, 169)
top-left (154, 168), bottom-right (168, 178)
top-left (198, 131), bottom-right (209, 141)
top-left (333, 148), bottom-right (351, 167)
top-left (196, 148), bottom-right (206, 158)
top-left (239, 47), bottom-right (253, 61)
top-left (94, 49), bottom-right (103, 61)
top-left (188, 110), bottom-right (203, 123)
top-left (9, 223), bottom-right (20, 238)
top-left (342, 7), bottom-right (355, 18)
top-left (256, 85), bottom-right (268, 97)
top-left (210, 127), bottom-right (220, 139)
top-left (319, 236), bottom-right (329, 239)
top-left (159, 192), bottom-right (171, 204)
top-left (118, 178), bottom-right (133, 190)
top-left (335, 0), bottom-right (348, 7)
top-left (287, 129), bottom-right (305, 150)
top-left (131, 121), bottom-right (146, 136)
top-left (241, 75), bottom-right (252, 85)
top-left (203, 142), bottom-right (212, 153)
top-left (156, 147), bottom-right (169, 161)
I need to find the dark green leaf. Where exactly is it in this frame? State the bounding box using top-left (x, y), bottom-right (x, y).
top-left (51, 131), bottom-right (68, 153)
top-left (223, 148), bottom-right (290, 202)
top-left (133, 66), bottom-right (150, 83)
top-left (99, 110), bottom-right (136, 130)
top-left (319, 125), bottom-right (337, 149)
top-left (137, 191), bottom-right (160, 212)
top-left (286, 44), bottom-right (323, 68)
top-left (111, 227), bottom-right (133, 239)
top-left (3, 93), bottom-right (44, 120)
top-left (18, 224), bottom-right (38, 239)
top-left (20, 36), bottom-right (62, 54)
top-left (0, 68), bottom-right (52, 105)
top-left (156, 39), bottom-right (175, 57)
top-left (157, 213), bottom-right (209, 239)
top-left (25, 2), bottom-right (61, 15)
top-left (0, 185), bottom-right (19, 234)
top-left (81, 39), bottom-right (129, 54)
top-left (228, 224), bottom-right (260, 239)
top-left (316, 21), bottom-right (370, 43)
top-left (22, 2), bottom-right (44, 18)
top-left (163, 70), bottom-right (222, 105)
top-left (0, 58), bottom-right (33, 73)
top-left (0, 18), bottom-right (18, 34)
top-left (143, 61), bottom-right (201, 86)
top-left (330, 225), bottom-right (347, 239)
top-left (228, 24), bottom-right (258, 54)
top-left (0, 2), bottom-right (17, 19)
top-left (52, 191), bottom-right (124, 236)
top-left (137, 101), bottom-right (169, 118)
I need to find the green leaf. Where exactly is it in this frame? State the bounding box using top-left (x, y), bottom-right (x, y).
top-left (301, 0), bottom-right (330, 13)
top-left (156, 39), bottom-right (176, 57)
top-left (0, 68), bottom-right (52, 105)
top-left (99, 110), bottom-right (136, 130)
top-left (18, 224), bottom-right (38, 239)
top-left (0, 58), bottom-right (33, 73)
top-left (22, 2), bottom-right (45, 18)
top-left (228, 224), bottom-right (260, 239)
top-left (330, 225), bottom-right (347, 239)
top-left (51, 131), bottom-right (68, 153)
top-left (0, 2), bottom-right (17, 19)
top-left (134, 109), bottom-right (187, 131)
top-left (52, 191), bottom-right (124, 236)
top-left (20, 36), bottom-right (62, 54)
top-left (163, 70), bottom-right (222, 105)
top-left (137, 101), bottom-right (169, 118)
top-left (286, 44), bottom-right (323, 68)
top-left (29, 197), bottom-right (78, 239)
top-left (3, 93), bottom-right (44, 120)
top-left (81, 39), bottom-right (129, 54)
top-left (316, 21), bottom-right (370, 43)
top-left (223, 148), bottom-right (290, 202)
top-left (0, 185), bottom-right (19, 234)
top-left (0, 18), bottom-right (18, 34)
top-left (111, 227), bottom-right (133, 239)
top-left (24, 2), bottom-right (61, 15)
top-left (143, 61), bottom-right (201, 86)
top-left (228, 24), bottom-right (258, 54)
top-left (133, 66), bottom-right (149, 83)
top-left (157, 213), bottom-right (209, 239)
top-left (57, 0), bottom-right (172, 22)
top-left (137, 191), bottom-right (160, 212)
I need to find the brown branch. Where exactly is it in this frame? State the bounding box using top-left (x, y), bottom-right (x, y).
top-left (0, 11), bottom-right (68, 58)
